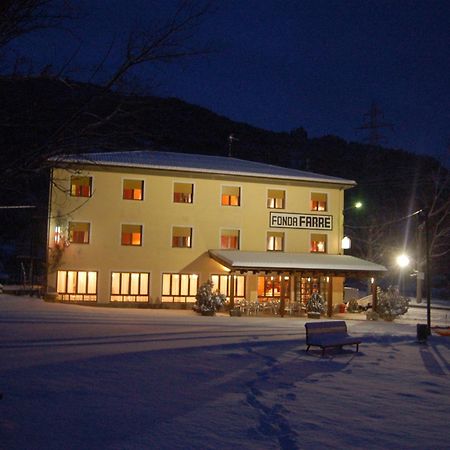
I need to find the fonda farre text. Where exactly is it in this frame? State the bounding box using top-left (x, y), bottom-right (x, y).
top-left (270, 212), bottom-right (333, 230)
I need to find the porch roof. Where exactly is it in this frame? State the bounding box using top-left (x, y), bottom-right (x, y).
top-left (208, 250), bottom-right (387, 276)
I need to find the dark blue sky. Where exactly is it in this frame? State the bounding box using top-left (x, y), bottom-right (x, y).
top-left (14, 0), bottom-right (450, 163)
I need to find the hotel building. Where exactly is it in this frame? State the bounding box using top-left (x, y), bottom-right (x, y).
top-left (46, 151), bottom-right (386, 314)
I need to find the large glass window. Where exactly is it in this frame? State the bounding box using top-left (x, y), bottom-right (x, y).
top-left (267, 232), bottom-right (284, 251)
top-left (257, 275), bottom-right (290, 298)
top-left (211, 274), bottom-right (245, 299)
top-left (161, 273), bottom-right (198, 303)
top-left (220, 229), bottom-right (240, 249)
top-left (68, 222), bottom-right (90, 244)
top-left (123, 179), bottom-right (144, 200)
top-left (311, 233), bottom-right (327, 253)
top-left (172, 226), bottom-right (192, 248)
top-left (70, 176), bottom-right (92, 197)
top-left (121, 224), bottom-right (142, 246)
top-left (173, 182), bottom-right (194, 203)
top-left (56, 270), bottom-right (97, 301)
top-left (221, 186), bottom-right (240, 206)
top-left (267, 189), bottom-right (285, 209)
top-left (311, 192), bottom-right (327, 211)
top-left (111, 272), bottom-right (149, 302)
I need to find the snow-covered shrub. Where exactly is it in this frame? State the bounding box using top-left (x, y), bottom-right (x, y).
top-left (377, 286), bottom-right (409, 321)
top-left (347, 298), bottom-right (360, 313)
top-left (306, 292), bottom-right (325, 314)
top-left (194, 280), bottom-right (226, 315)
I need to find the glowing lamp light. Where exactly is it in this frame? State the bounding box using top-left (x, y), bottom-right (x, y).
top-left (354, 201), bottom-right (363, 209)
top-left (341, 236), bottom-right (351, 250)
top-left (396, 254), bottom-right (410, 268)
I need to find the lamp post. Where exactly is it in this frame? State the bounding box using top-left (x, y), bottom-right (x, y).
top-left (418, 209), bottom-right (431, 335)
top-left (342, 201), bottom-right (363, 253)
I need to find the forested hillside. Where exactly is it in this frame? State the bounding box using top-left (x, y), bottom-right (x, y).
top-left (0, 76), bottom-right (448, 287)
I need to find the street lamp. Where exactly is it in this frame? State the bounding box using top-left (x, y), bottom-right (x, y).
top-left (396, 254), bottom-right (410, 268)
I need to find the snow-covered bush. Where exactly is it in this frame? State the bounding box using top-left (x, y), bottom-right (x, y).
top-left (306, 292), bottom-right (325, 314)
top-left (377, 286), bottom-right (409, 321)
top-left (194, 280), bottom-right (226, 315)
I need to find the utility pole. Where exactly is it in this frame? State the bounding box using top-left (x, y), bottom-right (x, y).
top-left (356, 101), bottom-right (393, 146)
top-left (228, 134), bottom-right (238, 157)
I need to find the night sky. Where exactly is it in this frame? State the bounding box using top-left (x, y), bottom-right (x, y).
top-left (12, 0), bottom-right (450, 163)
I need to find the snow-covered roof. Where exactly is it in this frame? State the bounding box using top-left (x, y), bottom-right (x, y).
top-left (51, 150), bottom-right (356, 186)
top-left (209, 250), bottom-right (387, 274)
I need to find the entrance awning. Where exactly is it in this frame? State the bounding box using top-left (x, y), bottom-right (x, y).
top-left (209, 250), bottom-right (387, 276)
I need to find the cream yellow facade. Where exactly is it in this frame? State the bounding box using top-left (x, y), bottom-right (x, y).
top-left (47, 151), bottom-right (384, 313)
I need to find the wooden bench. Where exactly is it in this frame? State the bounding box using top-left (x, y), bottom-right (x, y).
top-left (305, 321), bottom-right (362, 356)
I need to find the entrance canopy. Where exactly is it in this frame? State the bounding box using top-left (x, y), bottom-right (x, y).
top-left (209, 250), bottom-right (387, 277)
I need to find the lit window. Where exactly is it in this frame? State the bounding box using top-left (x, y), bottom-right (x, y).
top-left (121, 224), bottom-right (142, 246)
top-left (267, 232), bottom-right (284, 251)
top-left (257, 275), bottom-right (290, 298)
top-left (56, 270), bottom-right (97, 301)
top-left (68, 222), bottom-right (90, 244)
top-left (123, 179), bottom-right (144, 200)
top-left (111, 272), bottom-right (149, 302)
top-left (267, 190), bottom-right (285, 209)
top-left (70, 176), bottom-right (92, 197)
top-left (220, 229), bottom-right (240, 249)
top-left (311, 193), bottom-right (327, 211)
top-left (221, 186), bottom-right (240, 206)
top-left (172, 227), bottom-right (192, 248)
top-left (211, 274), bottom-right (245, 299)
top-left (173, 183), bottom-right (194, 203)
top-left (311, 234), bottom-right (327, 253)
top-left (161, 273), bottom-right (198, 303)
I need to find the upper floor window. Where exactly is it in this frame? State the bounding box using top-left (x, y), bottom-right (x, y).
top-left (311, 233), bottom-right (327, 253)
top-left (311, 193), bottom-right (327, 211)
top-left (267, 232), bottom-right (284, 251)
top-left (70, 176), bottom-right (92, 197)
top-left (121, 224), bottom-right (142, 246)
top-left (68, 222), bottom-right (90, 244)
top-left (220, 229), bottom-right (240, 249)
top-left (221, 186), bottom-right (240, 206)
top-left (267, 189), bottom-right (285, 209)
top-left (173, 182), bottom-right (194, 203)
top-left (172, 226), bottom-right (192, 248)
top-left (123, 179), bottom-right (144, 200)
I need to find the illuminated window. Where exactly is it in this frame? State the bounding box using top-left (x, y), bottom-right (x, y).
top-left (70, 176), bottom-right (92, 197)
top-left (221, 186), bottom-right (240, 206)
top-left (220, 229), bottom-right (240, 249)
top-left (68, 222), bottom-right (90, 244)
top-left (257, 275), bottom-right (290, 298)
top-left (121, 224), bottom-right (142, 246)
top-left (111, 272), bottom-right (149, 302)
top-left (311, 193), bottom-right (327, 211)
top-left (311, 234), bottom-right (327, 253)
top-left (173, 183), bottom-right (194, 203)
top-left (161, 273), bottom-right (198, 303)
top-left (267, 232), bottom-right (284, 251)
top-left (172, 227), bottom-right (192, 248)
top-left (211, 274), bottom-right (245, 299)
top-left (56, 270), bottom-right (97, 301)
top-left (267, 190), bottom-right (285, 209)
top-left (123, 179), bottom-right (144, 200)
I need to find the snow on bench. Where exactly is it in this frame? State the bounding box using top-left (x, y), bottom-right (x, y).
top-left (305, 320), bottom-right (362, 356)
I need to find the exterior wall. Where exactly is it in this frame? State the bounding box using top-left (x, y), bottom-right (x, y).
top-left (47, 165), bottom-right (347, 304)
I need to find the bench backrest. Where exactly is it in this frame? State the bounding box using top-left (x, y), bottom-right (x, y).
top-left (305, 321), bottom-right (348, 337)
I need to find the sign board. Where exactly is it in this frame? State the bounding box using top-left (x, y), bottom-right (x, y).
top-left (270, 212), bottom-right (333, 230)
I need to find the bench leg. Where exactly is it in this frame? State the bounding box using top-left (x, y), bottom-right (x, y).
top-left (306, 345), bottom-right (310, 352)
top-left (321, 347), bottom-right (326, 357)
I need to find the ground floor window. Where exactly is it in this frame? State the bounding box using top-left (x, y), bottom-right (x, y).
top-left (56, 270), bottom-right (97, 301)
top-left (161, 273), bottom-right (198, 303)
top-left (211, 274), bottom-right (246, 299)
top-left (111, 272), bottom-right (149, 302)
top-left (257, 275), bottom-right (290, 298)
top-left (296, 276), bottom-right (329, 305)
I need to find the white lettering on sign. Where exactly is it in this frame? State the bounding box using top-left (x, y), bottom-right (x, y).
top-left (270, 212), bottom-right (333, 230)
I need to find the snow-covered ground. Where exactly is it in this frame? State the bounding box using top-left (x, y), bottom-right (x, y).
top-left (1, 295), bottom-right (449, 450)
